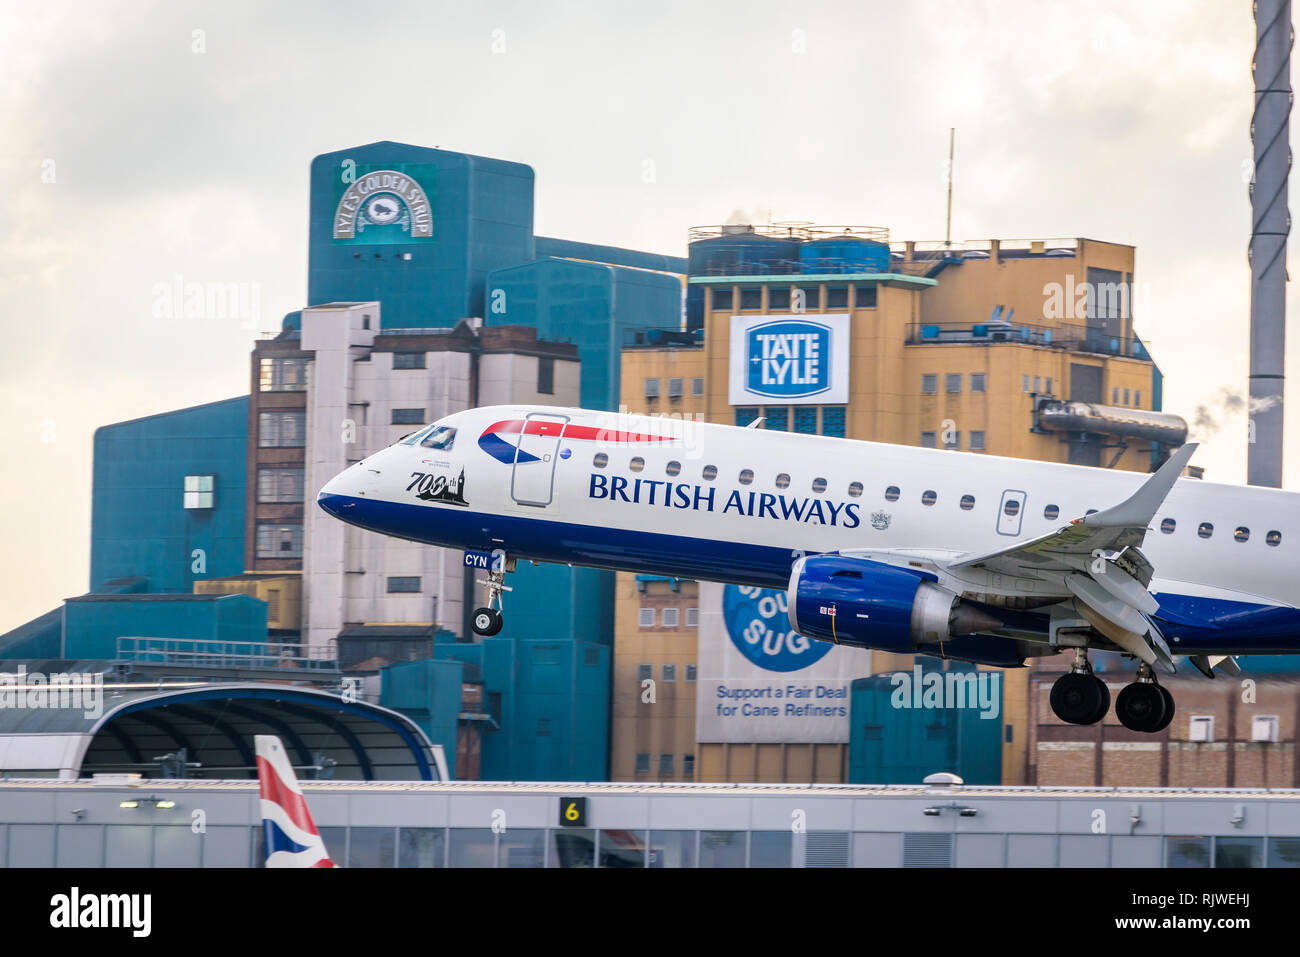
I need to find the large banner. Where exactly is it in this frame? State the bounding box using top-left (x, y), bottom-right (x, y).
top-left (696, 581), bottom-right (874, 744)
top-left (727, 313), bottom-right (850, 406)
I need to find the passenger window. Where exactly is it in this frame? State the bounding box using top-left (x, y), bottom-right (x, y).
top-left (1160, 518), bottom-right (1176, 534)
top-left (738, 469), bottom-right (754, 485)
top-left (593, 453), bottom-right (608, 468)
top-left (1198, 522), bottom-right (1214, 539)
top-left (1234, 527), bottom-right (1250, 543)
top-left (812, 477), bottom-right (827, 493)
top-left (848, 481), bottom-right (863, 497)
top-left (1043, 504), bottom-right (1059, 520)
top-left (884, 486), bottom-right (900, 502)
top-left (702, 465), bottom-right (718, 481)
top-left (959, 494), bottom-right (975, 511)
top-left (629, 457), bottom-right (645, 472)
top-left (776, 473), bottom-right (791, 489)
top-left (1004, 499), bottom-right (1020, 517)
top-left (921, 490), bottom-right (937, 506)
top-left (666, 460), bottom-right (681, 476)
top-left (1267, 530), bottom-right (1283, 546)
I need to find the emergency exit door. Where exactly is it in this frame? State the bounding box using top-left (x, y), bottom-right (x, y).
top-left (997, 489), bottom-right (1027, 536)
top-left (510, 413), bottom-right (568, 507)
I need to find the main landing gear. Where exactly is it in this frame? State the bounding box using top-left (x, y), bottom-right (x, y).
top-left (1114, 663), bottom-right (1175, 733)
top-left (1049, 652), bottom-right (1176, 733)
top-left (471, 560), bottom-right (511, 637)
top-left (1049, 649), bottom-right (1110, 726)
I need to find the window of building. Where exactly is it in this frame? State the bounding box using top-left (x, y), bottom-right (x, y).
top-left (691, 377), bottom-right (705, 397)
top-left (797, 286), bottom-right (820, 310)
top-left (258, 468), bottom-right (304, 504)
top-left (392, 352), bottom-right (426, 370)
top-left (256, 523), bottom-right (303, 559)
top-left (637, 664), bottom-right (652, 681)
top-left (682, 754), bottom-right (696, 777)
top-left (764, 407), bottom-right (788, 431)
top-left (1134, 389), bottom-right (1142, 406)
top-left (391, 408), bottom-right (425, 425)
top-left (702, 464), bottom-right (718, 480)
top-left (794, 408), bottom-right (817, 434)
top-left (659, 753), bottom-right (674, 775)
top-left (645, 378), bottom-right (661, 399)
top-left (812, 477), bottom-right (827, 493)
top-left (668, 377), bottom-right (684, 398)
top-left (1234, 527), bottom-right (1250, 543)
top-left (1198, 522), bottom-right (1214, 539)
top-left (970, 373), bottom-right (986, 393)
top-left (760, 286), bottom-right (787, 310)
top-left (685, 662), bottom-right (698, 679)
top-left (183, 474), bottom-right (215, 509)
top-left (686, 609), bottom-right (699, 628)
top-left (593, 452), bottom-right (608, 468)
top-left (959, 494), bottom-right (975, 511)
top-left (735, 407), bottom-right (759, 428)
top-left (1123, 388), bottom-right (1131, 405)
top-left (821, 407), bottom-right (845, 437)
top-left (1267, 530), bottom-right (1282, 547)
top-left (920, 431), bottom-right (937, 448)
top-left (943, 431), bottom-right (960, 450)
top-left (921, 374), bottom-right (938, 395)
top-left (848, 481), bottom-right (863, 497)
top-left (1033, 375), bottom-right (1042, 392)
top-left (666, 460), bottom-right (681, 476)
top-left (854, 285), bottom-right (877, 308)
top-left (826, 286), bottom-right (849, 308)
top-left (259, 356), bottom-right (307, 392)
top-left (712, 289), bottom-right (733, 311)
top-left (750, 831), bottom-right (793, 868)
top-left (662, 608), bottom-right (680, 627)
top-left (639, 608), bottom-right (655, 628)
top-left (629, 456), bottom-right (645, 472)
top-left (1023, 375), bottom-right (1032, 393)
top-left (1045, 504), bottom-right (1060, 520)
top-left (969, 430), bottom-right (985, 451)
top-left (775, 473), bottom-right (791, 489)
top-left (738, 469), bottom-right (754, 484)
top-left (884, 486), bottom-right (900, 502)
top-left (740, 288), bottom-right (762, 310)
top-left (635, 754), bottom-right (650, 773)
top-left (387, 577), bottom-right (421, 593)
top-left (537, 356), bottom-right (555, 395)
top-left (921, 490), bottom-right (937, 506)
top-left (946, 373), bottom-right (962, 394)
top-left (662, 663), bottom-right (677, 681)
top-left (1188, 715), bottom-right (1214, 742)
top-left (1045, 377), bottom-right (1054, 394)
top-left (1112, 386), bottom-right (1120, 404)
top-left (258, 411), bottom-right (305, 448)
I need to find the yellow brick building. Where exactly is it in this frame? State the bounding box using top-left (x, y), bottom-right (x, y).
top-left (612, 232), bottom-right (1178, 786)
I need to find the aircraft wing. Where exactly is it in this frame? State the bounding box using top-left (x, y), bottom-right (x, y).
top-left (939, 443), bottom-right (1199, 672)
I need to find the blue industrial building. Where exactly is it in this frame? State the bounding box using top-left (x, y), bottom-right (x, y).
top-left (62, 593), bottom-right (266, 660)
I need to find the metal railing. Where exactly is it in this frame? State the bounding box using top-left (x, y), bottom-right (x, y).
top-left (116, 636), bottom-right (339, 673)
top-left (906, 320), bottom-right (1149, 359)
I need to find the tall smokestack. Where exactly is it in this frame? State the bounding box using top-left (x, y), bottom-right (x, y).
top-left (1249, 0), bottom-right (1292, 488)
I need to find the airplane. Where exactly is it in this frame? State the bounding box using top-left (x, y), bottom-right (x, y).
top-left (316, 405), bottom-right (1300, 734)
top-left (256, 734), bottom-right (337, 868)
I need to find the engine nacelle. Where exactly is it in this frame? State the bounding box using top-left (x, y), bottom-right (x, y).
top-left (786, 553), bottom-right (1003, 653)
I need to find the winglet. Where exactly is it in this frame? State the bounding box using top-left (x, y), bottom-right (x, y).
top-left (1082, 443), bottom-right (1197, 530)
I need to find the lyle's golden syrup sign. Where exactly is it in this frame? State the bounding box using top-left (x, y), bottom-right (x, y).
top-left (333, 167), bottom-right (434, 243)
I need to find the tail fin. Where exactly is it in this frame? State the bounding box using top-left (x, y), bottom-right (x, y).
top-left (256, 734), bottom-right (337, 868)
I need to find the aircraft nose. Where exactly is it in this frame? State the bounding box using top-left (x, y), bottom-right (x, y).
top-left (316, 466), bottom-right (366, 517)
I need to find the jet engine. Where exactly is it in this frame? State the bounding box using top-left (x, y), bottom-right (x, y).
top-left (786, 553), bottom-right (1005, 654)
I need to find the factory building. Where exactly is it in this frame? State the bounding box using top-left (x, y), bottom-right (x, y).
top-left (613, 225), bottom-right (1187, 787)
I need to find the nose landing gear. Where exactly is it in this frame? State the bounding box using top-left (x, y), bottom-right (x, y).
top-left (471, 561), bottom-right (511, 637)
top-left (1049, 649), bottom-right (1111, 725)
top-left (1115, 663), bottom-right (1174, 733)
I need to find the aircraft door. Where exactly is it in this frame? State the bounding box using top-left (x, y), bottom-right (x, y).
top-left (996, 489), bottom-right (1027, 536)
top-left (510, 413), bottom-right (569, 507)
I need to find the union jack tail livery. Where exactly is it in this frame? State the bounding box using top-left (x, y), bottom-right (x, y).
top-left (256, 734), bottom-right (337, 868)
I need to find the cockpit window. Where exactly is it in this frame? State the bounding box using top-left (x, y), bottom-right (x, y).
top-left (400, 424), bottom-right (436, 446)
top-left (419, 426), bottom-right (456, 450)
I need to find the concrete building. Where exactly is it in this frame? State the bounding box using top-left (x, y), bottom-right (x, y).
top-left (612, 226), bottom-right (1187, 788)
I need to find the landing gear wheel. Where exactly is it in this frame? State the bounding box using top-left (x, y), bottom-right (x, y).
top-left (1151, 684), bottom-right (1175, 732)
top-left (1050, 672), bottom-right (1110, 725)
top-left (1116, 681), bottom-right (1168, 733)
top-left (472, 607), bottom-right (503, 637)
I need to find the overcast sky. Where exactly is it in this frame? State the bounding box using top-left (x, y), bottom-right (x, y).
top-left (1, 0), bottom-right (1295, 631)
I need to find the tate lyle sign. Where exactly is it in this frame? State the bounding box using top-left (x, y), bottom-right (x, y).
top-left (728, 314), bottom-right (850, 406)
